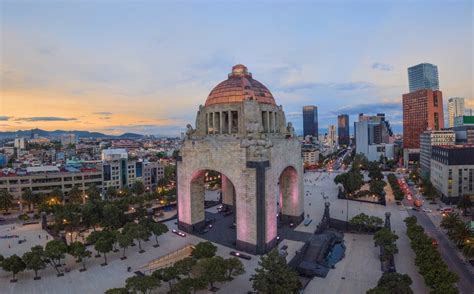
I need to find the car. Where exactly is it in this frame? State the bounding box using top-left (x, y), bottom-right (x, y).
top-left (431, 238), bottom-right (438, 247)
top-left (171, 229), bottom-right (186, 237)
top-left (198, 229), bottom-right (208, 235)
top-left (412, 207), bottom-right (420, 212)
top-left (440, 207), bottom-right (454, 213)
top-left (230, 251), bottom-right (251, 260)
top-left (422, 208), bottom-right (432, 213)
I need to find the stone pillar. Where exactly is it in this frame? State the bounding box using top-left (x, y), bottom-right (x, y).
top-left (178, 171), bottom-right (206, 233)
top-left (207, 113), bottom-right (212, 134)
top-left (221, 174), bottom-right (234, 209)
top-left (220, 112), bottom-right (224, 134)
top-left (212, 112), bottom-right (216, 134)
top-left (228, 111), bottom-right (232, 134)
top-left (266, 111), bottom-right (270, 133)
top-left (384, 212), bottom-right (391, 230)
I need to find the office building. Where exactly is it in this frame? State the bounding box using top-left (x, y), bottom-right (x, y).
top-left (354, 114), bottom-right (394, 161)
top-left (102, 148), bottom-right (128, 161)
top-left (448, 97), bottom-right (465, 128)
top-left (14, 138), bottom-right (26, 149)
top-left (302, 144), bottom-right (319, 166)
top-left (303, 105), bottom-right (318, 139)
top-left (408, 63), bottom-right (439, 92)
top-left (327, 125), bottom-right (336, 148)
top-left (431, 145), bottom-right (474, 204)
top-left (419, 130), bottom-right (455, 179)
top-left (402, 89), bottom-right (444, 148)
top-left (337, 114), bottom-right (350, 146)
top-left (0, 164), bottom-right (103, 210)
top-left (61, 134), bottom-right (77, 146)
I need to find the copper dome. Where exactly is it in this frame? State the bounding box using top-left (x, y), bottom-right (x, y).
top-left (205, 64), bottom-right (276, 107)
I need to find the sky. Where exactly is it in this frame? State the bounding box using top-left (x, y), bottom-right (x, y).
top-left (1, 0), bottom-right (473, 136)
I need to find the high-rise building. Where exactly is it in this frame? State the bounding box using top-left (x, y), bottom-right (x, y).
top-left (408, 63), bottom-right (439, 92)
top-left (327, 125), bottom-right (336, 148)
top-left (420, 130), bottom-right (455, 179)
top-left (355, 114), bottom-right (394, 161)
top-left (337, 114), bottom-right (350, 146)
top-left (448, 97), bottom-right (465, 128)
top-left (14, 137), bottom-right (26, 149)
top-left (61, 134), bottom-right (77, 146)
top-left (303, 105), bottom-right (318, 138)
top-left (402, 89), bottom-right (444, 148)
top-left (431, 145), bottom-right (474, 204)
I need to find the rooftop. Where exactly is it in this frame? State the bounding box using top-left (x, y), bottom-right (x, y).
top-left (205, 64), bottom-right (276, 107)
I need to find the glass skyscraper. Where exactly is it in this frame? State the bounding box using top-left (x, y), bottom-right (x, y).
top-left (303, 105), bottom-right (318, 138)
top-left (408, 63), bottom-right (439, 92)
top-left (338, 114), bottom-right (350, 146)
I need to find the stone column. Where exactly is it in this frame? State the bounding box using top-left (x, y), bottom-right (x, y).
top-left (266, 111), bottom-right (270, 133)
top-left (221, 174), bottom-right (234, 210)
top-left (207, 113), bottom-right (212, 134)
top-left (220, 112), bottom-right (224, 134)
top-left (228, 111), bottom-right (232, 134)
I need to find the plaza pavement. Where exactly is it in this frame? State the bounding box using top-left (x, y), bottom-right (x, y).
top-left (1, 172), bottom-right (429, 294)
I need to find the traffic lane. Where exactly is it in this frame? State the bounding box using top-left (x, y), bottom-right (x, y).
top-left (408, 210), bottom-right (474, 294)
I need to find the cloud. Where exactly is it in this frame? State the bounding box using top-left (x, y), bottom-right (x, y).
top-left (332, 101), bottom-right (401, 115)
top-left (280, 81), bottom-right (375, 93)
top-left (93, 112), bottom-right (113, 115)
top-left (0, 116), bottom-right (11, 121)
top-left (372, 62), bottom-right (394, 71)
top-left (15, 116), bottom-right (78, 122)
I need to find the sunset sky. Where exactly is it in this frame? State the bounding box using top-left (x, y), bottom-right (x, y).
top-left (1, 0), bottom-right (473, 136)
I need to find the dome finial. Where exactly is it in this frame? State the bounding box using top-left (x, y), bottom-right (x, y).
top-left (231, 64), bottom-right (248, 76)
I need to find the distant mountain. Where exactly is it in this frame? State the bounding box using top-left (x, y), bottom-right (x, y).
top-left (0, 128), bottom-right (144, 139)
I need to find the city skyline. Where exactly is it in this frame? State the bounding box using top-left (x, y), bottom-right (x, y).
top-left (1, 1), bottom-right (473, 136)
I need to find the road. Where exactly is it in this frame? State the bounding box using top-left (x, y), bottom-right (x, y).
top-left (400, 177), bottom-right (474, 294)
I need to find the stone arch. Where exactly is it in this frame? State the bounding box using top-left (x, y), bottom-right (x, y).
top-left (278, 165), bottom-right (304, 224)
top-left (178, 168), bottom-right (238, 233)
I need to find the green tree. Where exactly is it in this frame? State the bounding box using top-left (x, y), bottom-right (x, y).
top-left (86, 184), bottom-right (101, 202)
top-left (131, 181), bottom-right (145, 196)
top-left (148, 222), bottom-right (169, 247)
top-left (174, 277), bottom-right (207, 294)
top-left (82, 201), bottom-right (102, 231)
top-left (0, 189), bottom-right (14, 214)
top-left (44, 240), bottom-right (68, 275)
top-left (174, 257), bottom-right (196, 278)
top-left (250, 249), bottom-right (301, 294)
top-left (105, 186), bottom-right (118, 200)
top-left (69, 241), bottom-right (92, 271)
top-left (164, 164), bottom-right (177, 182)
top-left (440, 213), bottom-right (462, 235)
top-left (102, 204), bottom-right (122, 229)
top-left (22, 245), bottom-right (47, 279)
top-left (349, 213), bottom-right (370, 232)
top-left (95, 236), bottom-right (114, 265)
top-left (67, 186), bottom-right (83, 204)
top-left (124, 222), bottom-right (151, 253)
top-left (117, 231), bottom-right (134, 259)
top-left (104, 288), bottom-right (130, 294)
top-left (421, 179), bottom-right (437, 202)
top-left (369, 180), bottom-right (386, 197)
top-left (367, 272), bottom-right (413, 294)
top-left (450, 221), bottom-right (470, 246)
top-left (50, 187), bottom-right (64, 204)
top-left (224, 257), bottom-right (245, 280)
top-left (368, 162), bottom-right (384, 181)
top-left (125, 275), bottom-right (160, 294)
top-left (374, 228), bottom-right (399, 260)
top-left (196, 256), bottom-right (227, 289)
top-left (457, 195), bottom-right (472, 214)
top-left (192, 241), bottom-right (217, 259)
top-left (1, 254), bottom-right (26, 281)
top-left (153, 266), bottom-right (180, 292)
top-left (462, 242), bottom-right (474, 259)
top-left (22, 188), bottom-right (35, 212)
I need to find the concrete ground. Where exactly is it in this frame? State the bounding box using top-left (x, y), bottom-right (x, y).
top-left (304, 233), bottom-right (381, 294)
top-left (0, 172), bottom-right (429, 294)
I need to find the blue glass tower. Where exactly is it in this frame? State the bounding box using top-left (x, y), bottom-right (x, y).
top-left (408, 63), bottom-right (439, 92)
top-left (303, 105), bottom-right (318, 138)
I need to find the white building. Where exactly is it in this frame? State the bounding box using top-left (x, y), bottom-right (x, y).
top-left (61, 134), bottom-right (78, 146)
top-left (102, 158), bottom-right (164, 191)
top-left (448, 97), bottom-right (465, 128)
top-left (101, 148), bottom-right (128, 161)
top-left (14, 138), bottom-right (26, 149)
top-left (420, 130), bottom-right (455, 178)
top-left (355, 119), bottom-right (394, 161)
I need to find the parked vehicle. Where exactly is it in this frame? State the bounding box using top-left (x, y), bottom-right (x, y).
top-left (230, 251), bottom-right (251, 260)
top-left (422, 208), bottom-right (432, 213)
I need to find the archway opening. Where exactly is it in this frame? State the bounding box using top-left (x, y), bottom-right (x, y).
top-left (278, 166), bottom-right (302, 225)
top-left (186, 169), bottom-right (237, 248)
